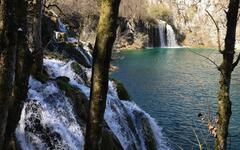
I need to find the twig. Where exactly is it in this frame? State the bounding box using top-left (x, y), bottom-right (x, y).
top-left (188, 49), bottom-right (220, 70)
top-left (188, 49), bottom-right (226, 83)
top-left (205, 9), bottom-right (223, 53)
top-left (192, 127), bottom-right (203, 150)
top-left (232, 52), bottom-right (240, 70)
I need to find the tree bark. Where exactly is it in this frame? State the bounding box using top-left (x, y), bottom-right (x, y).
top-left (0, 0), bottom-right (17, 148)
top-left (28, 0), bottom-right (44, 74)
top-left (3, 0), bottom-right (31, 149)
top-left (215, 0), bottom-right (239, 150)
top-left (3, 0), bottom-right (44, 149)
top-left (84, 0), bottom-right (121, 150)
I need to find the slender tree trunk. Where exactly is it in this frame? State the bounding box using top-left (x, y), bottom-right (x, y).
top-left (30, 0), bottom-right (44, 74)
top-left (4, 0), bottom-right (44, 149)
top-left (0, 0), bottom-right (17, 148)
top-left (3, 0), bottom-right (32, 149)
top-left (216, 0), bottom-right (239, 150)
top-left (84, 0), bottom-right (121, 150)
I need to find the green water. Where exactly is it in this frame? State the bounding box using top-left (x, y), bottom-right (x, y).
top-left (112, 48), bottom-right (240, 149)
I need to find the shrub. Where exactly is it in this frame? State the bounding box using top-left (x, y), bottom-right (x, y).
top-left (147, 3), bottom-right (173, 24)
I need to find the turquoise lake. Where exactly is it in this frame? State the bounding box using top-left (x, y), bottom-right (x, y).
top-left (112, 48), bottom-right (240, 149)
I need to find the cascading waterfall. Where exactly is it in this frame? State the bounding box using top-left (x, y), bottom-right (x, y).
top-left (158, 21), bottom-right (167, 47)
top-left (15, 16), bottom-right (170, 150)
top-left (166, 24), bottom-right (178, 47)
top-left (16, 57), bottom-right (171, 150)
top-left (148, 20), bottom-right (178, 48)
top-left (16, 78), bottom-right (85, 150)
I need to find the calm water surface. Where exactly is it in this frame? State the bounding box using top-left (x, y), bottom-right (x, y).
top-left (112, 48), bottom-right (240, 150)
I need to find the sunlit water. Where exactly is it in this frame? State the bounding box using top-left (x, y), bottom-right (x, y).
top-left (112, 48), bottom-right (240, 150)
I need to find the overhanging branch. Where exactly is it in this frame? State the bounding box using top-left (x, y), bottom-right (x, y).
top-left (232, 53), bottom-right (240, 70)
top-left (188, 49), bottom-right (220, 69)
top-left (205, 9), bottom-right (223, 53)
top-left (188, 49), bottom-right (225, 78)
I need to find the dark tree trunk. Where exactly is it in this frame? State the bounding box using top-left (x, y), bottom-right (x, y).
top-left (215, 0), bottom-right (239, 150)
top-left (4, 0), bottom-right (44, 149)
top-left (3, 0), bottom-right (32, 149)
top-left (84, 0), bottom-right (121, 150)
top-left (0, 0), bottom-right (17, 148)
top-left (30, 0), bottom-right (44, 74)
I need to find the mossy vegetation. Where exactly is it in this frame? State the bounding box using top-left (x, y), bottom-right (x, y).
top-left (33, 73), bottom-right (49, 84)
top-left (71, 62), bottom-right (89, 84)
top-left (55, 76), bottom-right (89, 121)
top-left (147, 3), bottom-right (173, 24)
top-left (112, 79), bottom-right (130, 100)
top-left (44, 51), bottom-right (69, 61)
top-left (55, 76), bottom-right (74, 94)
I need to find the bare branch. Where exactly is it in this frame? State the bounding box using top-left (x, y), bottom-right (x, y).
top-left (192, 127), bottom-right (203, 150)
top-left (232, 53), bottom-right (240, 70)
top-left (188, 49), bottom-right (220, 69)
top-left (188, 49), bottom-right (226, 80)
top-left (205, 9), bottom-right (223, 53)
top-left (44, 4), bottom-right (67, 17)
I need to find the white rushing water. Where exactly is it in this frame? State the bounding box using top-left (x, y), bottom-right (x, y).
top-left (16, 78), bottom-right (85, 150)
top-left (16, 58), bottom-right (171, 150)
top-left (151, 20), bottom-right (178, 48)
top-left (158, 21), bottom-right (167, 47)
top-left (166, 24), bottom-right (178, 47)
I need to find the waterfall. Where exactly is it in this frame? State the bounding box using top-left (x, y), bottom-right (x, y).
top-left (148, 20), bottom-right (178, 48)
top-left (158, 21), bottom-right (167, 47)
top-left (16, 16), bottom-right (170, 150)
top-left (166, 24), bottom-right (178, 47)
top-left (16, 78), bottom-right (85, 150)
top-left (16, 57), bottom-right (171, 150)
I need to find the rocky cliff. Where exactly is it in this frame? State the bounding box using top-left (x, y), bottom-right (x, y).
top-left (45, 0), bottom-right (240, 50)
top-left (157, 0), bottom-right (240, 48)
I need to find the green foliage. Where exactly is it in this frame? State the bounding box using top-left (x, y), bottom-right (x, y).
top-left (187, 5), bottom-right (198, 22)
top-left (119, 0), bottom-right (148, 20)
top-left (71, 62), bottom-right (82, 75)
top-left (147, 4), bottom-right (173, 23)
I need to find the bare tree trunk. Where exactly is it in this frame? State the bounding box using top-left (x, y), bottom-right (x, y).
top-left (28, 0), bottom-right (44, 75)
top-left (84, 0), bottom-right (121, 150)
top-left (3, 0), bottom-right (31, 149)
top-left (0, 0), bottom-right (17, 148)
top-left (3, 0), bottom-right (44, 149)
top-left (216, 0), bottom-right (239, 150)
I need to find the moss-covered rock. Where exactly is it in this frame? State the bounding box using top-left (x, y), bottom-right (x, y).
top-left (55, 76), bottom-right (89, 121)
top-left (101, 128), bottom-right (124, 150)
top-left (61, 43), bottom-right (92, 68)
top-left (71, 62), bottom-right (89, 84)
top-left (135, 111), bottom-right (157, 150)
top-left (32, 67), bottom-right (50, 84)
top-left (44, 51), bottom-right (69, 62)
top-left (112, 79), bottom-right (131, 101)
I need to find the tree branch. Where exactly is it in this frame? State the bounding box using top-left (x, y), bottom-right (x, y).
top-left (44, 4), bottom-right (67, 17)
top-left (205, 9), bottom-right (223, 53)
top-left (188, 49), bottom-right (225, 79)
top-left (188, 49), bottom-right (220, 70)
top-left (232, 53), bottom-right (240, 70)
